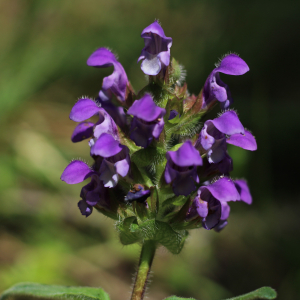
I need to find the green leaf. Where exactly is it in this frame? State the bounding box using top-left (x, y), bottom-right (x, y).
top-left (158, 186), bottom-right (176, 203)
top-left (138, 82), bottom-right (171, 108)
top-left (165, 107), bottom-right (205, 139)
top-left (117, 218), bottom-right (188, 254)
top-left (117, 216), bottom-right (142, 245)
top-left (148, 186), bottom-right (159, 217)
top-left (168, 58), bottom-right (186, 86)
top-left (169, 143), bottom-right (183, 152)
top-left (163, 288), bottom-right (277, 300)
top-left (139, 220), bottom-right (188, 254)
top-left (131, 147), bottom-right (166, 169)
top-left (224, 287), bottom-right (277, 300)
top-left (131, 147), bottom-right (167, 185)
top-left (130, 162), bottom-right (153, 188)
top-left (161, 195), bottom-right (186, 210)
top-left (132, 201), bottom-right (149, 222)
top-left (0, 283), bottom-right (110, 300)
top-left (164, 297), bottom-right (196, 300)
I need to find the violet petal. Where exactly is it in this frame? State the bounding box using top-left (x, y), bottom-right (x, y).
top-left (220, 201), bottom-right (231, 220)
top-left (214, 220), bottom-right (228, 232)
top-left (194, 198), bottom-right (209, 218)
top-left (207, 138), bottom-right (227, 164)
top-left (200, 123), bottom-right (215, 151)
top-left (78, 200), bottom-right (93, 217)
top-left (127, 94), bottom-right (166, 122)
top-left (202, 177), bottom-right (240, 202)
top-left (93, 108), bottom-right (119, 140)
top-left (99, 159), bottom-right (119, 188)
top-left (71, 122), bottom-right (94, 143)
top-left (235, 179), bottom-right (252, 204)
top-left (202, 200), bottom-right (222, 230)
top-left (91, 133), bottom-right (123, 158)
top-left (114, 150), bottom-right (130, 177)
top-left (172, 173), bottom-right (198, 196)
top-left (61, 160), bottom-right (94, 184)
top-left (226, 130), bottom-right (257, 150)
top-left (167, 141), bottom-right (202, 167)
top-left (216, 54), bottom-right (249, 76)
top-left (69, 98), bottom-right (99, 122)
top-left (211, 111), bottom-right (245, 135)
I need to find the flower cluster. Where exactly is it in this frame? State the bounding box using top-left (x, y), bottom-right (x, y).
top-left (61, 20), bottom-right (256, 248)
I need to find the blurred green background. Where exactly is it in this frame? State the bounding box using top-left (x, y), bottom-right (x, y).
top-left (0, 1), bottom-right (299, 299)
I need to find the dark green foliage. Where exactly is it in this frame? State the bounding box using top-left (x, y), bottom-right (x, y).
top-left (224, 287), bottom-right (277, 300)
top-left (117, 218), bottom-right (188, 254)
top-left (0, 283), bottom-right (110, 300)
top-left (163, 287), bottom-right (277, 300)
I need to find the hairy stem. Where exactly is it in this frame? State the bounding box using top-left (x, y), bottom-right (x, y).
top-left (131, 240), bottom-right (157, 300)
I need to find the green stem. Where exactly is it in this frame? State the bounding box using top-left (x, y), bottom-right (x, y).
top-left (131, 240), bottom-right (157, 300)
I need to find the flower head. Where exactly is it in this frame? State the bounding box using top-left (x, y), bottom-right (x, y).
top-left (203, 54), bottom-right (249, 109)
top-left (61, 21), bottom-right (256, 249)
top-left (138, 21), bottom-right (172, 76)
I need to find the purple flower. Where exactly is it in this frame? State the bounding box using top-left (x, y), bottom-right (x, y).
top-left (197, 110), bottom-right (257, 164)
top-left (78, 175), bottom-right (110, 217)
top-left (62, 133), bottom-right (130, 190)
top-left (165, 141), bottom-right (203, 196)
top-left (80, 175), bottom-right (109, 207)
top-left (127, 94), bottom-right (166, 148)
top-left (202, 54), bottom-right (249, 109)
top-left (60, 160), bottom-right (103, 217)
top-left (190, 177), bottom-right (240, 230)
top-left (214, 179), bottom-right (252, 231)
top-left (69, 98), bottom-right (119, 142)
top-left (90, 133), bottom-right (130, 188)
top-left (138, 21), bottom-right (172, 76)
top-left (87, 48), bottom-right (128, 102)
top-left (60, 159), bottom-right (114, 217)
top-left (125, 184), bottom-right (151, 203)
top-left (86, 48), bottom-right (128, 129)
